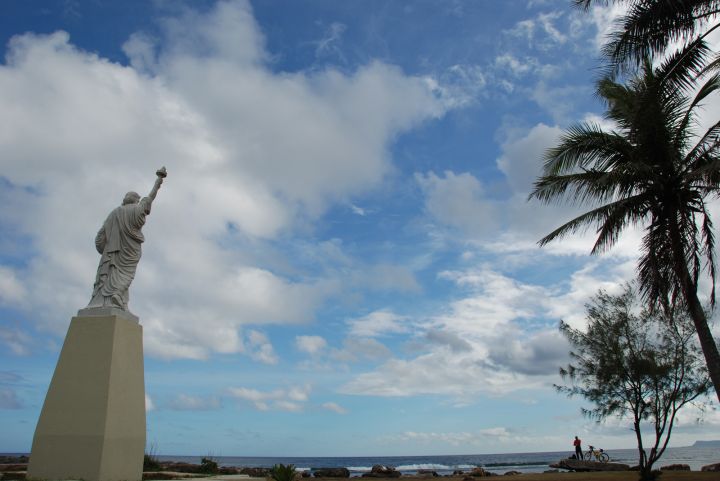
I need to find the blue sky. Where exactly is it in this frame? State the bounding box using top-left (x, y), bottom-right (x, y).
top-left (1, 0), bottom-right (719, 457)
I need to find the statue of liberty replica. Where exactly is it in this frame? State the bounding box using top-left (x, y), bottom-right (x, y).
top-left (29, 168), bottom-right (168, 481)
top-left (87, 167), bottom-right (167, 313)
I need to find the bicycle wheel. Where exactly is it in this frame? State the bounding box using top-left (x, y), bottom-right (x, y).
top-left (600, 453), bottom-right (609, 463)
top-left (584, 451), bottom-right (593, 461)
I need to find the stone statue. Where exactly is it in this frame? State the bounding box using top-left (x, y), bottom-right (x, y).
top-left (86, 167), bottom-right (167, 312)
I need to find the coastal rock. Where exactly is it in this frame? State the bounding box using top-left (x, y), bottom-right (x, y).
top-left (0, 458), bottom-right (28, 465)
top-left (313, 468), bottom-right (350, 478)
top-left (503, 471), bottom-right (521, 476)
top-left (702, 463), bottom-right (720, 472)
top-left (452, 470), bottom-right (465, 476)
top-left (468, 467), bottom-right (496, 477)
top-left (361, 465), bottom-right (401, 478)
top-left (0, 466), bottom-right (27, 473)
top-left (239, 468), bottom-right (272, 477)
top-left (550, 459), bottom-right (629, 472)
top-left (301, 471), bottom-right (311, 477)
top-left (1, 473), bottom-right (27, 481)
top-left (416, 470), bottom-right (438, 477)
top-left (158, 462), bottom-right (201, 473)
top-left (660, 464), bottom-right (690, 471)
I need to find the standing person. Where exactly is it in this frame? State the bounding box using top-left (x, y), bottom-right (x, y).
top-left (573, 436), bottom-right (582, 460)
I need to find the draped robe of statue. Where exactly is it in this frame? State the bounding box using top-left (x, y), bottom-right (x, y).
top-left (87, 196), bottom-right (152, 311)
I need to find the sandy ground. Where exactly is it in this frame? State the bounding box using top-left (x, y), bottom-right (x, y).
top-left (305, 475), bottom-right (717, 481)
top-left (182, 474), bottom-right (720, 481)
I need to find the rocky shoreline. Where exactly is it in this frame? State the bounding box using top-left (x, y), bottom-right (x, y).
top-left (2, 456), bottom-right (720, 480)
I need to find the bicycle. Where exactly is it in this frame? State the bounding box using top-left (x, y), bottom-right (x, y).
top-left (584, 445), bottom-right (609, 463)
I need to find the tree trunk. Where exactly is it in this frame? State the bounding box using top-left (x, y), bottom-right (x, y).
top-left (669, 222), bottom-right (720, 402)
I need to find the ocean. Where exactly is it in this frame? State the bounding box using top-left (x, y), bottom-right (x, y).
top-left (156, 446), bottom-right (720, 475)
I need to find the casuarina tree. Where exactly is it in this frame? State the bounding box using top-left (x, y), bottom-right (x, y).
top-left (558, 285), bottom-right (711, 481)
top-left (529, 39), bottom-right (720, 400)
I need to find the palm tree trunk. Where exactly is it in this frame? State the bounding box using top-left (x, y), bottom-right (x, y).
top-left (678, 267), bottom-right (720, 402)
top-left (669, 222), bottom-right (720, 402)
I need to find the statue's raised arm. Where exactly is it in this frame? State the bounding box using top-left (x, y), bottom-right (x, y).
top-left (86, 167), bottom-right (168, 314)
top-left (149, 166), bottom-right (167, 201)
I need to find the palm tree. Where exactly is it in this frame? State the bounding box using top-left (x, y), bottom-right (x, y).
top-left (574, 0), bottom-right (720, 75)
top-left (529, 40), bottom-right (720, 401)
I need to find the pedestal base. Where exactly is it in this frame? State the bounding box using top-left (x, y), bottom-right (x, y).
top-left (28, 314), bottom-right (146, 481)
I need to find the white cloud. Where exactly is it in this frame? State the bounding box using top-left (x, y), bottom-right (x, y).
top-left (496, 122), bottom-right (562, 194)
top-left (0, 0), bottom-right (449, 359)
top-left (0, 388), bottom-right (23, 409)
top-left (145, 394), bottom-right (155, 412)
top-left (423, 64), bottom-right (487, 109)
top-left (247, 330), bottom-right (278, 365)
top-left (167, 393), bottom-right (221, 411)
top-left (315, 22), bottom-right (347, 62)
top-left (392, 427), bottom-right (513, 446)
top-left (321, 402), bottom-right (348, 414)
top-left (0, 267), bottom-right (27, 306)
top-left (494, 54), bottom-right (538, 77)
top-left (341, 260), bottom-right (634, 399)
top-left (504, 11), bottom-right (567, 51)
top-left (296, 335), bottom-right (328, 356)
top-left (228, 384), bottom-right (311, 412)
top-left (347, 310), bottom-right (409, 338)
top-left (416, 170), bottom-right (498, 238)
top-left (330, 338), bottom-right (393, 363)
top-left (0, 327), bottom-right (32, 356)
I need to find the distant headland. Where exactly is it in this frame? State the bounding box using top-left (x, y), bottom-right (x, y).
top-left (693, 440), bottom-right (720, 448)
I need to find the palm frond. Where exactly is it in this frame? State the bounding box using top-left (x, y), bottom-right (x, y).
top-left (657, 36), bottom-right (713, 93)
top-left (538, 194), bottom-right (647, 249)
top-left (540, 123), bottom-right (632, 177)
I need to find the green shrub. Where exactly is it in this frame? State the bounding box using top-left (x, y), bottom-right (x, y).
top-left (269, 464), bottom-right (296, 481)
top-left (143, 446), bottom-right (161, 472)
top-left (200, 457), bottom-right (219, 474)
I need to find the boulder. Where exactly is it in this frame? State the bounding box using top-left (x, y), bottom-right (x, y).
top-left (313, 468), bottom-right (350, 478)
top-left (361, 465), bottom-right (401, 478)
top-left (0, 466), bottom-right (27, 473)
top-left (660, 464), bottom-right (690, 471)
top-left (503, 471), bottom-right (521, 476)
top-left (550, 459), bottom-right (630, 472)
top-left (1, 473), bottom-right (26, 481)
top-left (702, 463), bottom-right (720, 472)
top-left (452, 470), bottom-right (465, 476)
top-left (468, 467), bottom-right (495, 477)
top-left (158, 462), bottom-right (201, 473)
top-left (416, 470), bottom-right (438, 477)
top-left (239, 467), bottom-right (272, 477)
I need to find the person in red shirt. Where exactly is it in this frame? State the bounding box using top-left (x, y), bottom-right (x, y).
top-left (573, 436), bottom-right (582, 459)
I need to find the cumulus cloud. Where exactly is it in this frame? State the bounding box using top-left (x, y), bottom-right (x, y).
top-left (0, 327), bottom-right (32, 356)
top-left (416, 170), bottom-right (498, 238)
top-left (228, 384), bottom-right (311, 412)
top-left (296, 335), bottom-right (328, 356)
top-left (0, 388), bottom-right (23, 409)
top-left (145, 394), bottom-right (155, 412)
top-left (330, 338), bottom-right (393, 363)
top-left (167, 393), bottom-right (221, 411)
top-left (321, 401), bottom-right (348, 414)
top-left (347, 310), bottom-right (410, 338)
top-left (0, 0), bottom-right (449, 360)
top-left (504, 11), bottom-right (567, 51)
top-left (341, 261), bottom-right (633, 399)
top-left (247, 330), bottom-right (278, 365)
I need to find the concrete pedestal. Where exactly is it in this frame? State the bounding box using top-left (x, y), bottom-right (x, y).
top-left (28, 311), bottom-right (145, 481)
